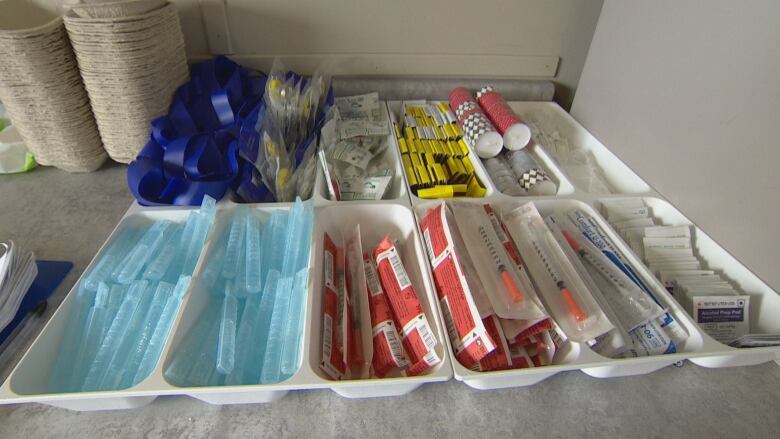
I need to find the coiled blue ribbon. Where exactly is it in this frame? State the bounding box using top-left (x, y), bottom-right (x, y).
top-left (127, 56), bottom-right (267, 206)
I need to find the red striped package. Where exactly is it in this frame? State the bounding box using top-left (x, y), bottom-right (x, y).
top-left (320, 233), bottom-right (347, 379)
top-left (448, 87), bottom-right (503, 158)
top-left (363, 253), bottom-right (410, 377)
top-left (475, 315), bottom-right (513, 372)
top-left (509, 343), bottom-right (534, 369)
top-left (374, 236), bottom-right (441, 373)
top-left (476, 85), bottom-right (532, 150)
top-left (419, 202), bottom-right (497, 369)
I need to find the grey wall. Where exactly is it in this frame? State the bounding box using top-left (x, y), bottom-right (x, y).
top-left (171, 0), bottom-right (602, 108)
top-left (571, 0), bottom-right (780, 289)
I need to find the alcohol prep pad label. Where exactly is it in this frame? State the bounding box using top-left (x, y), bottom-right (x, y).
top-left (693, 295), bottom-right (750, 343)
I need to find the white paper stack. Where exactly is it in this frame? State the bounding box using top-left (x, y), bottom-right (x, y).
top-left (0, 241), bottom-right (37, 333)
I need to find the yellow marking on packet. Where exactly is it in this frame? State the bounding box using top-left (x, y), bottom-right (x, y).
top-left (457, 139), bottom-right (470, 156)
top-left (432, 163), bottom-right (448, 185)
top-left (462, 157), bottom-right (475, 175)
top-left (418, 185), bottom-right (454, 199)
top-left (416, 166), bottom-right (432, 187)
top-left (466, 175), bottom-right (487, 197)
top-left (398, 137), bottom-right (409, 154)
top-left (452, 184), bottom-right (468, 196)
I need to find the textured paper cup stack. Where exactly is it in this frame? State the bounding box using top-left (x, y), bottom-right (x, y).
top-left (0, 9), bottom-right (107, 172)
top-left (64, 2), bottom-right (189, 163)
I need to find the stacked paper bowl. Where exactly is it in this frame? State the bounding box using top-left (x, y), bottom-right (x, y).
top-left (0, 4), bottom-right (106, 172)
top-left (64, 1), bottom-right (189, 163)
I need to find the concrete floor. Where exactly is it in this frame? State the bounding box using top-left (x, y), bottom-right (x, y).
top-left (0, 164), bottom-right (779, 438)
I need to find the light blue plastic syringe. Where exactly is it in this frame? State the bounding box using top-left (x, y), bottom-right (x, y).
top-left (224, 276), bottom-right (266, 385)
top-left (259, 274), bottom-right (292, 384)
top-left (279, 268), bottom-right (310, 378)
top-left (234, 240), bottom-right (249, 299)
top-left (221, 209), bottom-right (247, 279)
top-left (280, 198), bottom-right (304, 277)
top-left (265, 210), bottom-right (286, 273)
top-left (132, 275), bottom-right (190, 386)
top-left (48, 284), bottom-right (96, 392)
top-left (244, 213), bottom-right (263, 293)
top-left (243, 269), bottom-right (280, 384)
top-left (68, 282), bottom-right (111, 390)
top-left (279, 202), bottom-right (314, 378)
top-left (117, 221), bottom-right (173, 284)
top-left (143, 225), bottom-right (183, 281)
top-left (83, 226), bottom-right (141, 291)
top-left (216, 281), bottom-right (238, 375)
top-left (98, 280), bottom-right (156, 390)
top-left (81, 280), bottom-right (147, 391)
top-left (118, 281), bottom-right (174, 389)
top-left (181, 196), bottom-right (218, 276)
top-left (163, 298), bottom-right (219, 386)
top-left (184, 309), bottom-right (222, 386)
top-left (103, 284), bottom-right (125, 335)
top-left (109, 223), bottom-right (152, 283)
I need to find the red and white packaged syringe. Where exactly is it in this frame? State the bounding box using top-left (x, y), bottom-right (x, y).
top-left (363, 253), bottom-right (409, 377)
top-left (320, 233), bottom-right (347, 379)
top-left (374, 236), bottom-right (441, 373)
top-left (419, 202), bottom-right (496, 369)
top-left (475, 315), bottom-right (512, 372)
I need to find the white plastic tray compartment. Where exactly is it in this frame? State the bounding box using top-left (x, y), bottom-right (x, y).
top-left (412, 198), bottom-right (706, 389)
top-left (0, 208), bottom-right (208, 411)
top-left (161, 203), bottom-right (327, 406)
top-left (385, 101), bottom-right (497, 205)
top-left (308, 203), bottom-right (452, 398)
top-left (314, 102), bottom-right (409, 205)
top-left (596, 197), bottom-right (780, 368)
top-left (509, 102), bottom-right (652, 195)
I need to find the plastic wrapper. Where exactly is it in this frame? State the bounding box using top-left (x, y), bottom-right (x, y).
top-left (419, 202), bottom-right (496, 369)
top-left (501, 203), bottom-right (615, 342)
top-left (450, 203), bottom-right (546, 321)
top-left (374, 237), bottom-right (441, 373)
top-left (319, 94), bottom-right (394, 201)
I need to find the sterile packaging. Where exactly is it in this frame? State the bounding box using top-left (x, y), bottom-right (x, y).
top-left (450, 203), bottom-right (546, 321)
top-left (345, 225), bottom-right (372, 378)
top-left (501, 203), bottom-right (614, 342)
top-left (363, 253), bottom-right (409, 377)
top-left (418, 202), bottom-right (496, 368)
top-left (320, 233), bottom-right (346, 379)
top-left (374, 237), bottom-right (441, 373)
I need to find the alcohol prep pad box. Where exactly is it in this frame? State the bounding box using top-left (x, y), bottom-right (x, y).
top-left (692, 295), bottom-right (750, 343)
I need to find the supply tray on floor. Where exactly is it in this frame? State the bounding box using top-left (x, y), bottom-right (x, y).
top-left (0, 100), bottom-right (776, 410)
top-left (387, 100), bottom-right (780, 389)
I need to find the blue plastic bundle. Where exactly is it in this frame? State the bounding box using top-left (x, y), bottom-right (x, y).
top-left (127, 56), bottom-right (333, 206)
top-left (48, 197), bottom-right (217, 393)
top-left (164, 198), bottom-right (314, 387)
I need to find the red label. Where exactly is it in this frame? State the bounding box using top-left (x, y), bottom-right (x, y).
top-left (420, 204), bottom-right (496, 368)
top-left (374, 236), bottom-right (439, 367)
top-left (320, 233), bottom-right (346, 379)
top-left (512, 318), bottom-right (553, 346)
top-left (476, 315), bottom-right (512, 372)
top-left (364, 254), bottom-right (409, 376)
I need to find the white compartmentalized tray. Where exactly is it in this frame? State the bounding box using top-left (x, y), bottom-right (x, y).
top-left (0, 151), bottom-right (450, 411)
top-left (1, 99), bottom-right (777, 410)
top-left (387, 99), bottom-right (780, 389)
top-left (594, 197), bottom-right (780, 368)
top-left (412, 198), bottom-right (709, 389)
top-left (313, 103), bottom-right (409, 205)
top-left (508, 101), bottom-right (653, 196)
